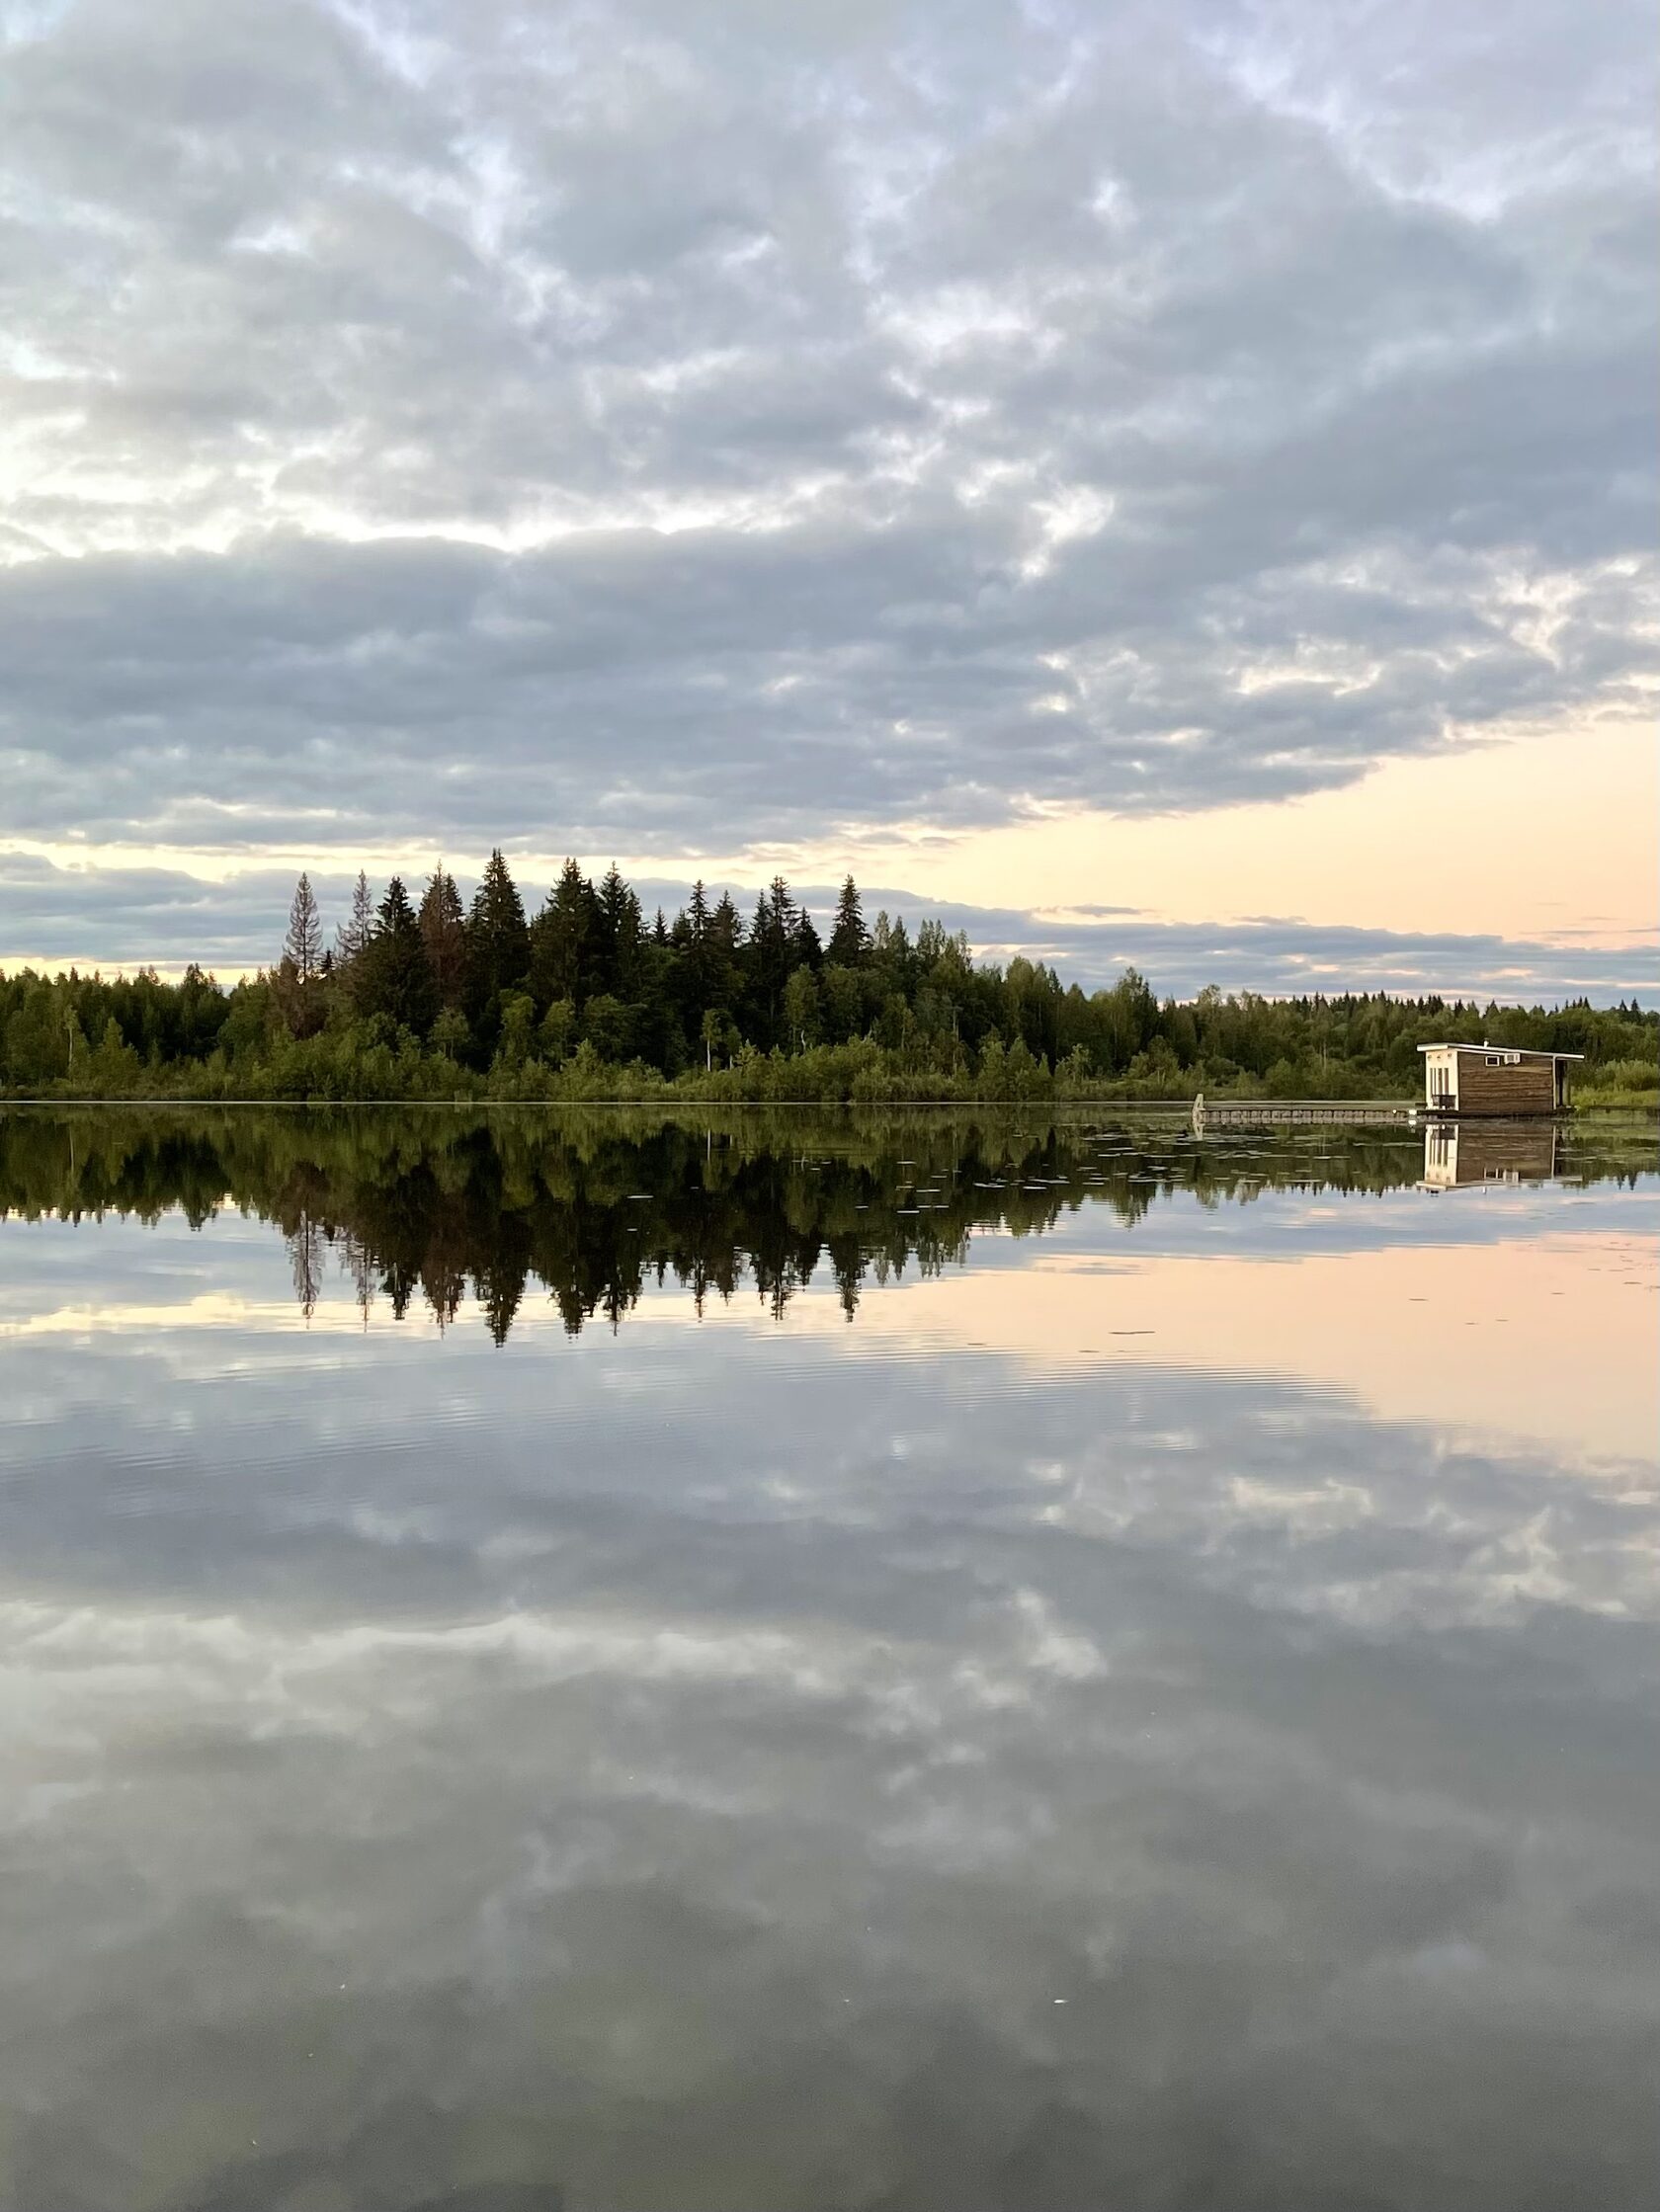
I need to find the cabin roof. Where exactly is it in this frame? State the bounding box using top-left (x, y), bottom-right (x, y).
top-left (1416, 1042), bottom-right (1584, 1060)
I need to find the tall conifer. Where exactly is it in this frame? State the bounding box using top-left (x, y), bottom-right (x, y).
top-left (284, 872), bottom-right (323, 983)
top-left (465, 850), bottom-right (530, 1011)
top-left (418, 865), bottom-right (466, 1008)
top-left (362, 875), bottom-right (437, 1036)
top-left (336, 870), bottom-right (375, 967)
top-left (530, 860), bottom-right (599, 1007)
top-left (596, 863), bottom-right (644, 998)
top-left (829, 876), bottom-right (869, 966)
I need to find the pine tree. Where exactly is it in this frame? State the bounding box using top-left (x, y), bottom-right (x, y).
top-left (767, 875), bottom-right (797, 941)
top-left (361, 875), bottom-right (437, 1036)
top-left (877, 912), bottom-right (913, 993)
top-left (710, 895), bottom-right (743, 989)
top-left (336, 870), bottom-right (375, 968)
top-left (284, 872), bottom-right (323, 983)
top-left (418, 864), bottom-right (466, 1008)
top-left (529, 860), bottom-right (600, 1008)
top-left (595, 863), bottom-right (644, 999)
top-left (275, 869), bottom-right (328, 1035)
top-left (465, 849), bottom-right (530, 1015)
top-left (746, 877), bottom-right (797, 1043)
top-left (683, 889), bottom-right (740, 1037)
top-left (829, 876), bottom-right (869, 966)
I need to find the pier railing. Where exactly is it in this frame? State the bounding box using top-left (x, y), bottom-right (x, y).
top-left (1190, 1096), bottom-right (1418, 1130)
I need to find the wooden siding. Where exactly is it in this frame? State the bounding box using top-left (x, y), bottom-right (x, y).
top-left (1451, 1054), bottom-right (1558, 1116)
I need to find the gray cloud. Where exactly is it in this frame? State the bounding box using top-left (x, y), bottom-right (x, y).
top-left (0, 0), bottom-right (1654, 870)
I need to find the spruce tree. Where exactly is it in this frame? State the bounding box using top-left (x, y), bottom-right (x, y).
top-left (362, 875), bottom-right (437, 1036)
top-left (418, 865), bottom-right (466, 1008)
top-left (829, 876), bottom-right (869, 966)
top-left (595, 863), bottom-right (644, 999)
top-left (284, 872), bottom-right (323, 983)
top-left (465, 849), bottom-right (530, 1014)
top-left (747, 877), bottom-right (796, 1042)
top-left (709, 893), bottom-right (743, 992)
top-left (529, 860), bottom-right (599, 1008)
top-left (678, 879), bottom-right (709, 1021)
top-left (336, 870), bottom-right (375, 968)
top-left (767, 875), bottom-right (797, 941)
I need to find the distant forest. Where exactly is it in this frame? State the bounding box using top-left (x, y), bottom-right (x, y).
top-left (2, 855), bottom-right (1655, 1104)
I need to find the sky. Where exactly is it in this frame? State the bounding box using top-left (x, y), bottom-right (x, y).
top-left (1, 0), bottom-right (1655, 999)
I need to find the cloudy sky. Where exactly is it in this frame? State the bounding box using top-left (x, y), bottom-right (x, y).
top-left (1, 0), bottom-right (1655, 995)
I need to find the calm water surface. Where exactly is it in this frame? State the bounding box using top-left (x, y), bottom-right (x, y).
top-left (2, 1107), bottom-right (1657, 2212)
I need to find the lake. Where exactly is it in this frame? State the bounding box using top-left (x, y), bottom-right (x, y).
top-left (2, 1106), bottom-right (1656, 2212)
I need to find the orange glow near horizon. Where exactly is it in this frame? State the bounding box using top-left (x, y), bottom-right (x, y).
top-left (2, 713), bottom-right (1655, 980)
top-left (765, 715), bottom-right (1659, 947)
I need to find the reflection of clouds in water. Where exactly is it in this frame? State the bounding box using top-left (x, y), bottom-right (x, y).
top-left (2, 1192), bottom-right (1658, 2206)
top-left (6, 1506), bottom-right (1657, 2207)
top-left (8, 1601), bottom-right (1660, 2181)
top-left (4, 1128), bottom-right (1653, 1503)
top-left (2, 1279), bottom-right (1654, 1638)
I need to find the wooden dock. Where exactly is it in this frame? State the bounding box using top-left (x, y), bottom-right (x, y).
top-left (1190, 1097), bottom-right (1418, 1129)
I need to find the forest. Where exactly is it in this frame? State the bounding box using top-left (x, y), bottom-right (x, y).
top-left (2, 854), bottom-right (1655, 1104)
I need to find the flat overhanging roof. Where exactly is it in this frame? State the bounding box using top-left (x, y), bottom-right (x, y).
top-left (1416, 1043), bottom-right (1584, 1060)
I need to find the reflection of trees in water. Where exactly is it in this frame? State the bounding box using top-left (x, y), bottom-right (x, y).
top-left (3, 1106), bottom-right (1649, 1346)
top-left (288, 1213), bottom-right (323, 1321)
top-left (268, 1134), bottom-right (937, 1345)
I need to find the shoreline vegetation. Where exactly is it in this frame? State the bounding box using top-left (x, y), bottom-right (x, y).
top-left (4, 854), bottom-right (1655, 1109)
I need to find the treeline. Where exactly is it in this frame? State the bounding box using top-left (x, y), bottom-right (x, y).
top-left (1, 853), bottom-right (1655, 1102)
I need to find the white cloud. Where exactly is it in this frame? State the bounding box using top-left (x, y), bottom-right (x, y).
top-left (0, 0), bottom-right (1653, 934)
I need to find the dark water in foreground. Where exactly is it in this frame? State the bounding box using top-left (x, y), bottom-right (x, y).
top-left (1, 1107), bottom-right (1657, 2212)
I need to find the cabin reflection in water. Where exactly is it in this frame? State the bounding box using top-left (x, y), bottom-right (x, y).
top-left (1421, 1119), bottom-right (1559, 1190)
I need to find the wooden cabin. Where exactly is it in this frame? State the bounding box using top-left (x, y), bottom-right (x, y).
top-left (1419, 1042), bottom-right (1581, 1117)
